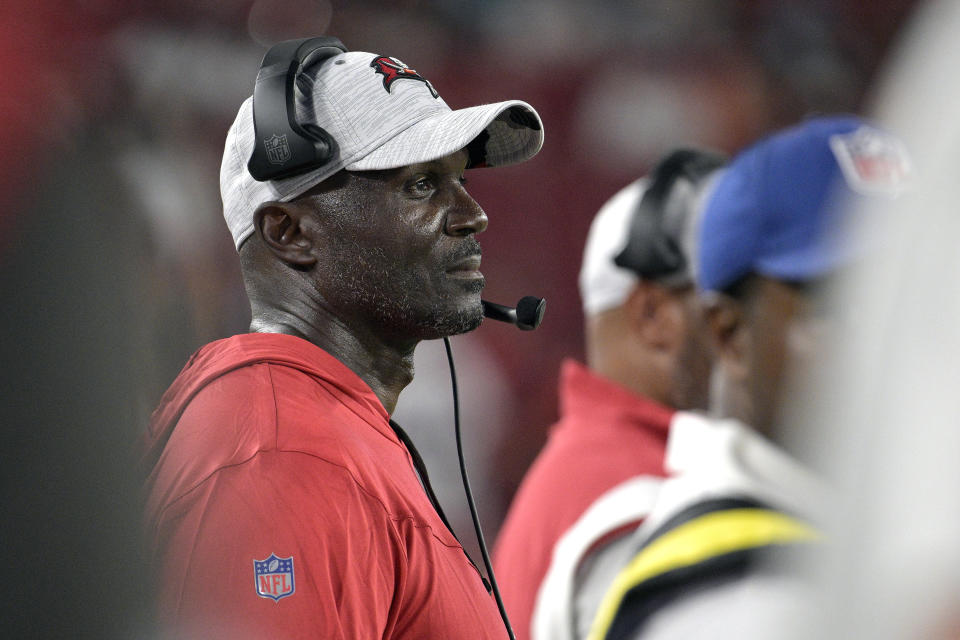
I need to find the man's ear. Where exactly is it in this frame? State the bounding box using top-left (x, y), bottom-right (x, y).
top-left (253, 202), bottom-right (317, 267)
top-left (624, 281), bottom-right (682, 351)
top-left (704, 293), bottom-right (749, 383)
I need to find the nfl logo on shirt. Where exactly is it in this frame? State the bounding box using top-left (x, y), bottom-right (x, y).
top-left (254, 553), bottom-right (295, 602)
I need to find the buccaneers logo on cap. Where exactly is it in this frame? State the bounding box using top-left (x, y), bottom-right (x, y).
top-left (370, 56), bottom-right (439, 99)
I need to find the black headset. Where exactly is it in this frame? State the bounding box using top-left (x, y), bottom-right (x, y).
top-left (614, 148), bottom-right (727, 284)
top-left (247, 36), bottom-right (348, 181)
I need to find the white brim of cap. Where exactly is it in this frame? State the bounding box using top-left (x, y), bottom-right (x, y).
top-left (347, 99), bottom-right (543, 171)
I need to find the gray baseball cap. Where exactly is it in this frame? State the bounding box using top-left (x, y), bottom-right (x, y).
top-left (221, 50), bottom-right (545, 249)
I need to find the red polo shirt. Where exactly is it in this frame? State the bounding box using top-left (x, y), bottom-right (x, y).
top-left (144, 333), bottom-right (506, 639)
top-left (492, 359), bottom-right (673, 640)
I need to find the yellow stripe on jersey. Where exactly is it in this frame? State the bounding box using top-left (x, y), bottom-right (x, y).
top-left (587, 508), bottom-right (821, 640)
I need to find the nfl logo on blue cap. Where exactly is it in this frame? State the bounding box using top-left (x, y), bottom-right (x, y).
top-left (697, 115), bottom-right (911, 293)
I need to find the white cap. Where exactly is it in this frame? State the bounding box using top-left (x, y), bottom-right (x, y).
top-left (221, 50), bottom-right (544, 249)
top-left (578, 179), bottom-right (648, 315)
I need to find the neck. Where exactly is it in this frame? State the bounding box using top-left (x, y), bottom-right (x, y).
top-left (586, 315), bottom-right (672, 407)
top-left (709, 367), bottom-right (782, 445)
top-left (250, 305), bottom-right (416, 415)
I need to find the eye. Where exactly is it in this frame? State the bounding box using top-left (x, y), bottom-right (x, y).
top-left (407, 176), bottom-right (434, 195)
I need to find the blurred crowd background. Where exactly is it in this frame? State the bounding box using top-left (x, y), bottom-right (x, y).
top-left (0, 0), bottom-right (926, 636)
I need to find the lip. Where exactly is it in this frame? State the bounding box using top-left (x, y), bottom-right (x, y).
top-left (446, 255), bottom-right (483, 278)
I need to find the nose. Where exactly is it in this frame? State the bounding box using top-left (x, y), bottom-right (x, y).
top-left (445, 187), bottom-right (488, 236)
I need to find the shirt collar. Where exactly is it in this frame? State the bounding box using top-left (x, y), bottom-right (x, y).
top-left (202, 332), bottom-right (389, 424)
top-left (664, 412), bottom-right (825, 518)
top-left (559, 358), bottom-right (674, 433)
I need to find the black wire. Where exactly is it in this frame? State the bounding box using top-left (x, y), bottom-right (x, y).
top-left (443, 336), bottom-right (516, 640)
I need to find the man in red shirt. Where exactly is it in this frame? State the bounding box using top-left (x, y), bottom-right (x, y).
top-left (143, 37), bottom-right (543, 639)
top-left (492, 149), bottom-right (726, 640)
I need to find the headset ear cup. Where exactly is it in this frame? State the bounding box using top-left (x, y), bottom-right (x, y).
top-left (247, 36), bottom-right (348, 181)
top-left (613, 148), bottom-right (728, 282)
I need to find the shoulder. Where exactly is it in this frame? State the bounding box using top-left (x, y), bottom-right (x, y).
top-left (146, 363), bottom-right (277, 517)
top-left (531, 475), bottom-right (664, 640)
top-left (588, 497), bottom-right (821, 640)
top-left (147, 361), bottom-right (399, 531)
top-left (150, 445), bottom-right (401, 535)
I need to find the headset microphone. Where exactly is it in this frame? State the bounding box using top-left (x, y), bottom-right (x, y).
top-left (481, 296), bottom-right (546, 331)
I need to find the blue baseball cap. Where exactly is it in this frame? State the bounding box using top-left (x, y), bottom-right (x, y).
top-left (697, 115), bottom-right (911, 292)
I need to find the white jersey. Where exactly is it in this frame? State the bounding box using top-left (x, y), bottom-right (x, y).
top-left (587, 413), bottom-right (826, 640)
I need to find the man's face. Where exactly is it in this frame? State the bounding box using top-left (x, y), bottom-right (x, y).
top-left (298, 149), bottom-right (489, 343)
top-left (735, 276), bottom-right (820, 435)
top-left (671, 287), bottom-right (713, 411)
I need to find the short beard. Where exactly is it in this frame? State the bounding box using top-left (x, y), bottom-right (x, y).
top-left (323, 242), bottom-right (485, 340)
top-left (427, 293), bottom-right (485, 338)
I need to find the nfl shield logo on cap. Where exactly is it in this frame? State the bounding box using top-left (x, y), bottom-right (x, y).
top-left (829, 125), bottom-right (912, 196)
top-left (254, 553), bottom-right (296, 601)
top-left (264, 134), bottom-right (291, 166)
